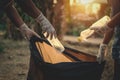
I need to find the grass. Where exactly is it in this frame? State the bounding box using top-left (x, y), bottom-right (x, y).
top-left (0, 37), bottom-right (30, 80)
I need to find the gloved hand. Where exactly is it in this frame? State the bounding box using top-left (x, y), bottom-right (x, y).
top-left (19, 23), bottom-right (40, 40)
top-left (97, 43), bottom-right (108, 64)
top-left (90, 24), bottom-right (112, 34)
top-left (35, 13), bottom-right (56, 39)
top-left (86, 24), bottom-right (113, 39)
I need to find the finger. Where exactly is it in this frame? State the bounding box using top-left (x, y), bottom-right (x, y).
top-left (95, 28), bottom-right (99, 31)
top-left (86, 31), bottom-right (95, 39)
top-left (50, 33), bottom-right (53, 40)
top-left (100, 30), bottom-right (106, 34)
top-left (22, 32), bottom-right (29, 40)
top-left (28, 30), bottom-right (40, 40)
top-left (42, 27), bottom-right (47, 33)
top-left (90, 27), bottom-right (96, 30)
top-left (46, 32), bottom-right (49, 38)
top-left (50, 31), bottom-right (54, 40)
top-left (95, 30), bottom-right (103, 36)
top-left (94, 30), bottom-right (104, 37)
top-left (50, 31), bottom-right (57, 40)
top-left (54, 31), bottom-right (57, 38)
top-left (25, 35), bottom-right (29, 40)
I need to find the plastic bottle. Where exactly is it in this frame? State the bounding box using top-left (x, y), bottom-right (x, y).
top-left (78, 15), bottom-right (111, 42)
top-left (44, 32), bottom-right (65, 52)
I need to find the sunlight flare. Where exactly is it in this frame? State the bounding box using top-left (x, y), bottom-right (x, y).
top-left (80, 0), bottom-right (94, 4)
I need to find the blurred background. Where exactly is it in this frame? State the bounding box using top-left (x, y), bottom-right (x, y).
top-left (0, 0), bottom-right (110, 40)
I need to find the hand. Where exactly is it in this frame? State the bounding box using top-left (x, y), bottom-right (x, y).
top-left (35, 13), bottom-right (56, 39)
top-left (97, 43), bottom-right (108, 64)
top-left (19, 23), bottom-right (40, 40)
top-left (86, 24), bottom-right (113, 39)
top-left (90, 24), bottom-right (111, 34)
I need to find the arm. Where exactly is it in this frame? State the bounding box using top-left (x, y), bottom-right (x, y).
top-left (89, 14), bottom-right (119, 37)
top-left (5, 1), bottom-right (24, 27)
top-left (4, 2), bottom-right (40, 40)
top-left (16, 0), bottom-right (56, 39)
top-left (108, 12), bottom-right (120, 29)
top-left (97, 29), bottom-right (114, 63)
top-left (15, 0), bottom-right (40, 18)
top-left (102, 28), bottom-right (114, 44)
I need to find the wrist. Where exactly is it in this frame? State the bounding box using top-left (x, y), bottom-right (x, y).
top-left (35, 12), bottom-right (45, 23)
top-left (19, 23), bottom-right (29, 31)
top-left (35, 12), bottom-right (50, 27)
top-left (105, 24), bottom-right (113, 31)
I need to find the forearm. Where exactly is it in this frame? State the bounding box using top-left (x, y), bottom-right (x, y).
top-left (102, 29), bottom-right (114, 44)
top-left (97, 31), bottom-right (113, 63)
top-left (15, 0), bottom-right (56, 39)
top-left (16, 0), bottom-right (41, 18)
top-left (108, 12), bottom-right (120, 29)
top-left (5, 3), bottom-right (24, 27)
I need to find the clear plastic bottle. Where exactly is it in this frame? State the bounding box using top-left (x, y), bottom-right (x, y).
top-left (44, 32), bottom-right (65, 52)
top-left (78, 15), bottom-right (111, 42)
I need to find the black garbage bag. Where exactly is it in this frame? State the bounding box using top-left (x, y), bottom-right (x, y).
top-left (27, 36), bottom-right (105, 80)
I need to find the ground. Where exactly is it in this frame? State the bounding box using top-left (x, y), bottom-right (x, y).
top-left (0, 36), bottom-right (114, 80)
top-left (0, 38), bottom-right (30, 80)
